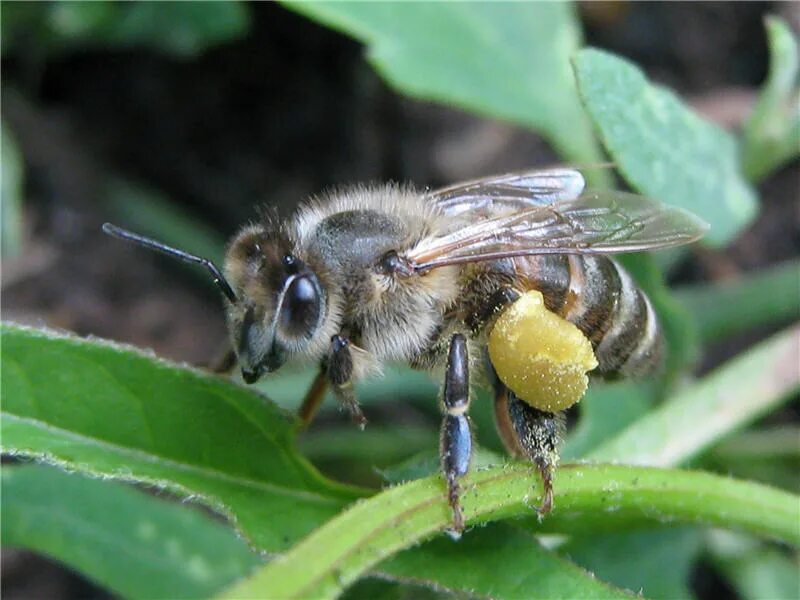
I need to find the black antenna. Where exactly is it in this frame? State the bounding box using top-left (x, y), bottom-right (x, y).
top-left (102, 223), bottom-right (237, 304)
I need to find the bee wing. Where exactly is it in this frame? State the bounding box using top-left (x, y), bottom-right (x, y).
top-left (407, 190), bottom-right (709, 272)
top-left (430, 167), bottom-right (587, 218)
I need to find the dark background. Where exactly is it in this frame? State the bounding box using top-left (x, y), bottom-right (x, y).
top-left (2, 2), bottom-right (798, 598)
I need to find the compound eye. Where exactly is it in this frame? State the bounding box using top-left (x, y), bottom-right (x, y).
top-left (279, 275), bottom-right (320, 338)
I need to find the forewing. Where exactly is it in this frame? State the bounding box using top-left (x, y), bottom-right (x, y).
top-left (430, 168), bottom-right (587, 218)
top-left (408, 190), bottom-right (709, 271)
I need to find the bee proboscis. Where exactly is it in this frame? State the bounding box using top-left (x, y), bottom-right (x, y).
top-left (104, 167), bottom-right (707, 533)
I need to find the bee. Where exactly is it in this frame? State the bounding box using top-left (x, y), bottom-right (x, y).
top-left (103, 167), bottom-right (707, 533)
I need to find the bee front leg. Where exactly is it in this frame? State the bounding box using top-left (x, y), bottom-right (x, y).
top-left (506, 392), bottom-right (565, 515)
top-left (440, 333), bottom-right (473, 534)
top-left (210, 346), bottom-right (237, 374)
top-left (327, 334), bottom-right (367, 429)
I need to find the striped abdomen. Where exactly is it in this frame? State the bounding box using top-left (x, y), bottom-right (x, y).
top-left (512, 254), bottom-right (663, 378)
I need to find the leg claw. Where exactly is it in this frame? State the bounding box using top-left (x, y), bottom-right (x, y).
top-left (536, 465), bottom-right (554, 515)
top-left (447, 478), bottom-right (465, 535)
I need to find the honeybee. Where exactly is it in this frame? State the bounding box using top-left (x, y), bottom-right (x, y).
top-left (103, 167), bottom-right (707, 533)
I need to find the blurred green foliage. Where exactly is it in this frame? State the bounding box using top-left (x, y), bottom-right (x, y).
top-left (707, 531), bottom-right (800, 600)
top-left (1, 122), bottom-right (22, 256)
top-left (742, 16), bottom-right (800, 181)
top-left (2, 1), bottom-right (250, 59)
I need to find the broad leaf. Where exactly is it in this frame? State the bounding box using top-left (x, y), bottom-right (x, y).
top-left (285, 2), bottom-right (605, 174)
top-left (562, 528), bottom-right (704, 600)
top-left (2, 465), bottom-right (261, 599)
top-left (376, 523), bottom-right (636, 600)
top-left (573, 48), bottom-right (758, 245)
top-left (0, 323), bottom-right (363, 552)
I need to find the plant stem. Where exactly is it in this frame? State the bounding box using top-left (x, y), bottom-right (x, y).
top-left (218, 464), bottom-right (799, 600)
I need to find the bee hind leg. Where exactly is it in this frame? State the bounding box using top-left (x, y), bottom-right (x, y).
top-left (439, 333), bottom-right (473, 535)
top-left (489, 370), bottom-right (525, 458)
top-left (505, 392), bottom-right (565, 515)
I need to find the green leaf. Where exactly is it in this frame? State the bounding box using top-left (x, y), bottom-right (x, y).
top-left (562, 528), bottom-right (704, 600)
top-left (259, 365), bottom-right (437, 413)
top-left (2, 1), bottom-right (250, 59)
top-left (0, 323), bottom-right (364, 552)
top-left (299, 425), bottom-right (436, 467)
top-left (589, 324), bottom-right (800, 466)
top-left (675, 259), bottom-right (800, 344)
top-left (218, 465), bottom-right (799, 600)
top-left (98, 2), bottom-right (250, 58)
top-left (284, 2), bottom-right (606, 176)
top-left (379, 446), bottom-right (504, 485)
top-left (1, 121), bottom-right (23, 257)
top-left (46, 1), bottom-right (118, 39)
top-left (562, 381), bottom-right (653, 460)
top-left (706, 531), bottom-right (800, 600)
top-left (700, 426), bottom-right (800, 493)
top-left (705, 426), bottom-right (800, 463)
top-left (341, 578), bottom-right (448, 600)
top-left (376, 523), bottom-right (636, 600)
top-left (742, 16), bottom-right (800, 181)
top-left (573, 48), bottom-right (758, 245)
top-left (2, 465), bottom-right (261, 599)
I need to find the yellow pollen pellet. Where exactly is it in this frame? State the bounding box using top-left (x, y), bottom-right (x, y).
top-left (488, 290), bottom-right (598, 412)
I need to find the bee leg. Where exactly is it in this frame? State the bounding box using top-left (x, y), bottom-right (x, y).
top-left (490, 378), bottom-right (525, 458)
top-left (506, 392), bottom-right (565, 515)
top-left (297, 365), bottom-right (329, 428)
top-left (210, 346), bottom-right (237, 374)
top-left (327, 334), bottom-right (367, 429)
top-left (440, 333), bottom-right (472, 534)
top-left (333, 381), bottom-right (366, 429)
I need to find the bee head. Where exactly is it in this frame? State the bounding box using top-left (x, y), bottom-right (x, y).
top-left (102, 222), bottom-right (326, 386)
top-left (225, 225), bottom-right (326, 383)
